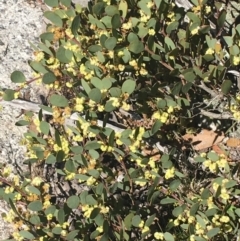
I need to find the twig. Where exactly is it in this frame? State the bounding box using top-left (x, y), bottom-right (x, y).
top-left (200, 109), bottom-right (233, 120)
top-left (197, 81), bottom-right (219, 97)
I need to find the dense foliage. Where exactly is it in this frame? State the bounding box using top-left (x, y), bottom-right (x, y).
top-left (0, 0), bottom-right (240, 240)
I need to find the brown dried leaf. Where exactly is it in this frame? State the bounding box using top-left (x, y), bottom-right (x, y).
top-left (226, 138), bottom-right (240, 147)
top-left (182, 129), bottom-right (224, 151)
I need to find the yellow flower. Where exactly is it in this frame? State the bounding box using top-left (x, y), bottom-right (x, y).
top-left (148, 28), bottom-right (155, 36)
top-left (31, 177), bottom-right (43, 186)
top-left (220, 215), bottom-right (230, 223)
top-left (87, 176), bottom-right (96, 186)
top-left (154, 232), bottom-right (164, 240)
top-left (138, 220), bottom-right (144, 228)
top-left (233, 56), bottom-right (240, 66)
top-left (191, 26), bottom-right (199, 35)
top-left (97, 226), bottom-right (103, 233)
top-left (142, 226), bottom-right (150, 233)
top-left (205, 6), bottom-right (211, 14)
top-left (165, 166), bottom-right (175, 179)
top-left (205, 48), bottom-right (215, 55)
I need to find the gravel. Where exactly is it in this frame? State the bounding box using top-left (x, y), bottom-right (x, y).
top-left (0, 0), bottom-right (89, 239)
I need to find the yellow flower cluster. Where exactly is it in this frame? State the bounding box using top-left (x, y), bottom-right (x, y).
top-left (203, 154), bottom-right (228, 173)
top-left (53, 136), bottom-right (70, 155)
top-left (232, 56), bottom-right (240, 66)
top-left (230, 95), bottom-right (240, 120)
top-left (212, 178), bottom-right (231, 202)
top-left (165, 166), bottom-right (175, 179)
top-left (74, 96), bottom-right (85, 112)
top-left (129, 127), bottom-right (145, 153)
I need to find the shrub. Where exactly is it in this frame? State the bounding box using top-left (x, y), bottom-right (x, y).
top-left (0, 0), bottom-right (240, 240)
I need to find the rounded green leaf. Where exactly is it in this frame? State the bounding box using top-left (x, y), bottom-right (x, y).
top-left (119, 0), bottom-right (128, 19)
top-left (105, 5), bottom-right (119, 16)
top-left (43, 11), bottom-right (63, 27)
top-left (57, 208), bottom-right (65, 225)
top-left (71, 15), bottom-right (80, 36)
top-left (29, 215), bottom-right (41, 225)
top-left (112, 14), bottom-right (121, 29)
top-left (164, 232), bottom-right (175, 241)
top-left (15, 120), bottom-right (30, 126)
top-left (132, 215), bottom-right (141, 227)
top-left (221, 79), bottom-right (232, 95)
top-left (104, 37), bottom-right (117, 50)
top-left (67, 195), bottom-right (80, 209)
top-left (28, 200), bottom-right (43, 211)
top-left (151, 120), bottom-right (162, 135)
top-left (207, 228), bottom-right (220, 239)
top-left (89, 88), bottom-right (102, 103)
top-left (85, 141), bottom-right (101, 150)
top-left (124, 213), bottom-right (134, 230)
top-left (11, 71), bottom-right (26, 83)
top-left (40, 121), bottom-right (50, 135)
top-left (160, 197), bottom-right (177, 204)
top-left (19, 230), bottom-right (35, 240)
top-left (110, 87), bottom-right (122, 97)
top-left (52, 227), bottom-right (62, 234)
top-left (44, 0), bottom-right (58, 7)
top-left (60, 0), bottom-right (71, 7)
top-left (30, 61), bottom-right (48, 74)
top-left (49, 94), bottom-right (68, 107)
top-left (56, 46), bottom-right (73, 63)
top-left (40, 32), bottom-right (54, 42)
top-left (3, 89), bottom-right (15, 101)
top-left (42, 71), bottom-right (56, 85)
top-left (129, 40), bottom-right (144, 54)
top-left (26, 185), bottom-right (41, 195)
top-left (66, 230), bottom-right (80, 240)
top-left (46, 154), bottom-right (56, 164)
top-left (122, 79), bottom-right (136, 95)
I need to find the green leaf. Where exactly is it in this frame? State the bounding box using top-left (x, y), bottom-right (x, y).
top-left (160, 197), bottom-right (177, 204)
top-left (81, 79), bottom-right (91, 94)
top-left (207, 151), bottom-right (219, 161)
top-left (166, 21), bottom-right (179, 35)
top-left (119, 0), bottom-right (128, 19)
top-left (29, 215), bottom-right (41, 225)
top-left (132, 215), bottom-right (141, 227)
top-left (221, 79), bottom-right (232, 95)
top-left (165, 36), bottom-right (175, 51)
top-left (52, 227), bottom-right (62, 235)
top-left (112, 14), bottom-right (121, 29)
top-left (40, 121), bottom-right (50, 135)
top-left (108, 130), bottom-right (115, 146)
top-left (3, 89), bottom-right (15, 101)
top-left (44, 11), bottom-right (63, 27)
top-left (190, 203), bottom-right (199, 216)
top-left (85, 141), bottom-right (101, 150)
top-left (235, 208), bottom-right (240, 217)
top-left (129, 40), bottom-right (144, 54)
top-left (15, 120), bottom-right (30, 126)
top-left (110, 87), bottom-right (122, 97)
top-left (44, 0), bottom-right (58, 7)
top-left (164, 232), bottom-right (175, 241)
top-left (60, 0), bottom-right (71, 7)
top-left (207, 228), bottom-right (220, 239)
top-left (93, 2), bottom-right (105, 15)
top-left (71, 15), bottom-right (80, 36)
top-left (28, 201), bottom-right (43, 212)
top-left (105, 101), bottom-right (116, 112)
top-left (169, 179), bottom-right (181, 191)
top-left (56, 46), bottom-right (73, 63)
top-left (172, 206), bottom-right (184, 217)
top-left (38, 43), bottom-right (53, 56)
top-left (88, 45), bottom-right (102, 53)
top-left (105, 5), bottom-right (119, 16)
top-left (40, 32), bottom-right (54, 42)
top-left (19, 230), bottom-right (35, 240)
top-left (70, 146), bottom-right (83, 154)
top-left (49, 94), bottom-right (68, 107)
top-left (45, 154), bottom-right (56, 164)
top-left (217, 9), bottom-right (226, 28)
top-left (42, 71), bottom-right (56, 84)
top-left (122, 79), bottom-right (136, 94)
top-left (26, 185), bottom-right (40, 195)
top-left (58, 208), bottom-right (65, 225)
top-left (66, 230), bottom-right (79, 240)
top-left (89, 88), bottom-right (102, 103)
top-left (65, 159), bottom-right (76, 173)
top-left (105, 37), bottom-right (117, 50)
top-left (151, 120), bottom-right (162, 135)
top-left (10, 71), bottom-right (26, 83)
top-left (30, 61), bottom-right (48, 74)
top-left (145, 214), bottom-right (156, 227)
top-left (67, 195), bottom-right (80, 209)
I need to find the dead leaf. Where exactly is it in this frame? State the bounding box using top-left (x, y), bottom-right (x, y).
top-left (212, 144), bottom-right (227, 156)
top-left (182, 129), bottom-right (224, 151)
top-left (226, 138), bottom-right (240, 147)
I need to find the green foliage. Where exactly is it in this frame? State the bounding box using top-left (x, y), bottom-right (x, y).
top-left (1, 0), bottom-right (240, 241)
